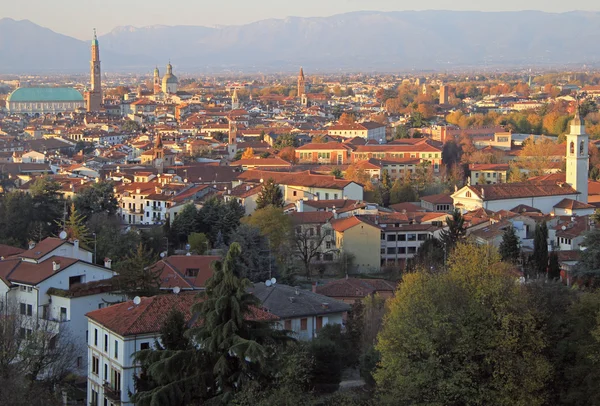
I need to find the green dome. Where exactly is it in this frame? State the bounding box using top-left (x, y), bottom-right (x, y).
top-left (7, 87), bottom-right (84, 103)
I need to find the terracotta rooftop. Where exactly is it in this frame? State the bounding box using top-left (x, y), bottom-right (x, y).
top-left (156, 255), bottom-right (220, 290)
top-left (237, 170), bottom-right (356, 189)
top-left (86, 292), bottom-right (277, 337)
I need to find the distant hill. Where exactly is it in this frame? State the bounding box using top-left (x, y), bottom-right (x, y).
top-left (2, 11), bottom-right (600, 73)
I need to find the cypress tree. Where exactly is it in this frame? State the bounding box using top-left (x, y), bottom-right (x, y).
top-left (532, 222), bottom-right (549, 278)
top-left (499, 225), bottom-right (520, 264)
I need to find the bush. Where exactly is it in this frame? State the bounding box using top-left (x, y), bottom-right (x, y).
top-left (310, 338), bottom-right (343, 392)
top-left (359, 346), bottom-right (380, 387)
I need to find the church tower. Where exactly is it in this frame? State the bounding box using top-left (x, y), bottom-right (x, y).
top-left (231, 88), bottom-right (240, 110)
top-left (154, 134), bottom-right (164, 174)
top-left (566, 109), bottom-right (589, 203)
top-left (86, 29), bottom-right (103, 112)
top-left (297, 67), bottom-right (306, 98)
top-left (153, 67), bottom-right (161, 94)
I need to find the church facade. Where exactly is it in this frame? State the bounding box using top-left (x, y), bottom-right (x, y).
top-left (452, 112), bottom-right (590, 214)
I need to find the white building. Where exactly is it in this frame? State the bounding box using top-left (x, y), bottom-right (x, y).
top-left (327, 122), bottom-right (386, 141)
top-left (0, 238), bottom-right (117, 374)
top-left (86, 293), bottom-right (277, 405)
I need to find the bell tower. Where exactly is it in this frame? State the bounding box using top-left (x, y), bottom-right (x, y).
top-left (297, 67), bottom-right (306, 98)
top-left (566, 108), bottom-right (589, 203)
top-left (231, 88), bottom-right (240, 110)
top-left (86, 29), bottom-right (103, 112)
top-left (153, 67), bottom-right (161, 94)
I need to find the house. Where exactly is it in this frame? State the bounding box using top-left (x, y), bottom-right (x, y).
top-left (314, 278), bottom-right (396, 304)
top-left (327, 122), bottom-right (386, 141)
top-left (552, 198), bottom-right (596, 217)
top-left (469, 163), bottom-right (509, 185)
top-left (330, 216), bottom-right (381, 273)
top-left (86, 293), bottom-right (277, 406)
top-left (289, 211), bottom-right (337, 267)
top-left (553, 215), bottom-right (595, 251)
top-left (234, 170), bottom-right (364, 202)
top-left (224, 184), bottom-right (263, 215)
top-left (154, 255), bottom-right (220, 290)
top-left (249, 282), bottom-right (350, 340)
top-left (0, 238), bottom-right (116, 375)
top-left (420, 193), bottom-right (453, 212)
top-left (295, 142), bottom-right (354, 165)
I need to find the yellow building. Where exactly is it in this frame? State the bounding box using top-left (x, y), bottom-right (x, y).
top-left (331, 216), bottom-right (381, 274)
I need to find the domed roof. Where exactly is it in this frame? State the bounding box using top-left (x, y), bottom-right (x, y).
top-left (162, 74), bottom-right (178, 85)
top-left (7, 87), bottom-right (84, 103)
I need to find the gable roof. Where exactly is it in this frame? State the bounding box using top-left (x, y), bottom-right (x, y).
top-left (237, 170), bottom-right (356, 190)
top-left (156, 255), bottom-right (220, 290)
top-left (249, 283), bottom-right (351, 319)
top-left (458, 183), bottom-right (579, 201)
top-left (17, 237), bottom-right (89, 261)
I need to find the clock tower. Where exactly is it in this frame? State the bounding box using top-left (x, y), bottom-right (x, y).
top-left (85, 29), bottom-right (103, 112)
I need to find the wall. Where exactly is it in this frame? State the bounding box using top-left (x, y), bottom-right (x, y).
top-left (337, 223), bottom-right (381, 273)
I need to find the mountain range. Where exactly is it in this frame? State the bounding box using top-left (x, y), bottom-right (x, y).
top-left (2, 10), bottom-right (600, 74)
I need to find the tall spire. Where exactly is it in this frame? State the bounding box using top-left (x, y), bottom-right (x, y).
top-left (86, 28), bottom-right (102, 112)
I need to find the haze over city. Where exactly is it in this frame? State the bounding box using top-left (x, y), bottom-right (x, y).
top-left (1, 0), bottom-right (600, 39)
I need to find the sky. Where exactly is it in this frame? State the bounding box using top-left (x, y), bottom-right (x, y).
top-left (3, 0), bottom-right (600, 40)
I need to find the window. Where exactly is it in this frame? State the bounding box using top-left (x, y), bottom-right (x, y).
top-left (90, 389), bottom-right (98, 406)
top-left (112, 368), bottom-right (122, 392)
top-left (60, 307), bottom-right (67, 322)
top-left (570, 141), bottom-right (575, 154)
top-left (186, 268), bottom-right (199, 277)
top-left (104, 363), bottom-right (108, 380)
top-left (326, 241), bottom-right (332, 249)
top-left (398, 234), bottom-right (406, 241)
top-left (407, 234), bottom-right (416, 241)
top-left (408, 247), bottom-right (417, 254)
top-left (94, 329), bottom-right (98, 346)
top-left (104, 334), bottom-right (108, 352)
top-left (114, 340), bottom-right (119, 359)
top-left (387, 247), bottom-right (396, 255)
top-left (140, 342), bottom-right (150, 350)
top-left (27, 304), bottom-right (32, 316)
top-left (316, 316), bottom-right (323, 331)
top-left (91, 356), bottom-right (99, 375)
top-left (300, 318), bottom-right (308, 331)
top-left (417, 234), bottom-right (427, 241)
top-left (76, 356), bottom-right (82, 368)
top-left (386, 234), bottom-right (396, 242)
top-left (580, 141), bottom-right (585, 156)
top-left (284, 320), bottom-right (292, 330)
top-left (69, 275), bottom-right (82, 287)
top-left (20, 303), bottom-right (26, 315)
top-left (466, 191), bottom-right (472, 198)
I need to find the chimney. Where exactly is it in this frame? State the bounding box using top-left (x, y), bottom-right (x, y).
top-left (333, 209), bottom-right (338, 219)
top-left (52, 261), bottom-right (60, 272)
top-left (104, 258), bottom-right (112, 269)
top-left (73, 239), bottom-right (79, 252)
top-left (298, 199), bottom-right (304, 212)
top-left (28, 241), bottom-right (36, 250)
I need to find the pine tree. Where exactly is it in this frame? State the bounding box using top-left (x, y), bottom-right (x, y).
top-left (439, 209), bottom-right (466, 252)
top-left (255, 178), bottom-right (284, 209)
top-left (59, 203), bottom-right (91, 248)
top-left (499, 225), bottom-right (520, 264)
top-left (115, 244), bottom-right (162, 298)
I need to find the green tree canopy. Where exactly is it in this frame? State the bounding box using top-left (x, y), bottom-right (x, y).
top-left (255, 178), bottom-right (285, 210)
top-left (499, 224), bottom-right (520, 264)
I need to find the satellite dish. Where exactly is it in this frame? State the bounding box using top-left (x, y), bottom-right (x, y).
top-left (133, 296), bottom-right (141, 305)
top-left (59, 230), bottom-right (67, 240)
top-left (173, 286), bottom-right (181, 294)
top-left (265, 280), bottom-right (272, 287)
top-left (562, 226), bottom-right (567, 231)
top-left (271, 277), bottom-right (276, 285)
top-left (160, 251), bottom-right (167, 258)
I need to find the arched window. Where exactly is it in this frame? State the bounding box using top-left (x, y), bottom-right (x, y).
top-left (570, 141), bottom-right (575, 155)
top-left (466, 191), bottom-right (472, 198)
top-left (580, 141), bottom-right (585, 155)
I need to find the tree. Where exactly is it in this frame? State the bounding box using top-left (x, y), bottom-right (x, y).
top-left (376, 243), bottom-right (550, 406)
top-left (339, 113), bottom-right (356, 124)
top-left (330, 168), bottom-right (343, 179)
top-left (532, 222), bottom-right (549, 279)
top-left (273, 134), bottom-right (298, 149)
top-left (389, 179), bottom-right (417, 205)
top-left (115, 244), bottom-right (162, 298)
top-left (30, 176), bottom-right (63, 240)
top-left (292, 223), bottom-right (334, 279)
top-left (192, 243), bottom-right (291, 403)
top-left (188, 232), bottom-right (209, 255)
top-left (228, 224), bottom-right (274, 282)
top-left (278, 146), bottom-right (297, 164)
top-left (394, 125), bottom-right (410, 139)
top-left (513, 136), bottom-right (558, 177)
top-left (439, 209), bottom-right (466, 252)
top-left (243, 206), bottom-right (293, 266)
top-left (574, 228), bottom-right (600, 285)
top-left (344, 164), bottom-right (373, 191)
top-left (380, 170), bottom-right (392, 207)
top-left (196, 198), bottom-right (245, 246)
top-left (159, 309), bottom-right (191, 351)
top-left (73, 180), bottom-right (118, 220)
top-left (241, 147), bottom-right (255, 160)
top-left (171, 203), bottom-right (198, 246)
top-left (499, 225), bottom-right (520, 264)
top-left (412, 237), bottom-right (445, 271)
top-left (548, 251), bottom-right (561, 281)
top-left (255, 178), bottom-right (284, 209)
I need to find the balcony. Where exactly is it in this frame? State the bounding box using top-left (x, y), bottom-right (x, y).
top-left (103, 383), bottom-right (121, 404)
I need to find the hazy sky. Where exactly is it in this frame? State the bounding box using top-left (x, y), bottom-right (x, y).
top-left (3, 0), bottom-right (600, 40)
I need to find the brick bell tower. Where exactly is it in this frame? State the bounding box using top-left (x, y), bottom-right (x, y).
top-left (297, 67), bottom-right (306, 98)
top-left (86, 29), bottom-right (103, 112)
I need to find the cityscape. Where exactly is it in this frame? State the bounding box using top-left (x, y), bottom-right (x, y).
top-left (2, 3), bottom-right (600, 406)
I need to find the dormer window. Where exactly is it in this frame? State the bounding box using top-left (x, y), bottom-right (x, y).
top-left (186, 268), bottom-right (199, 277)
